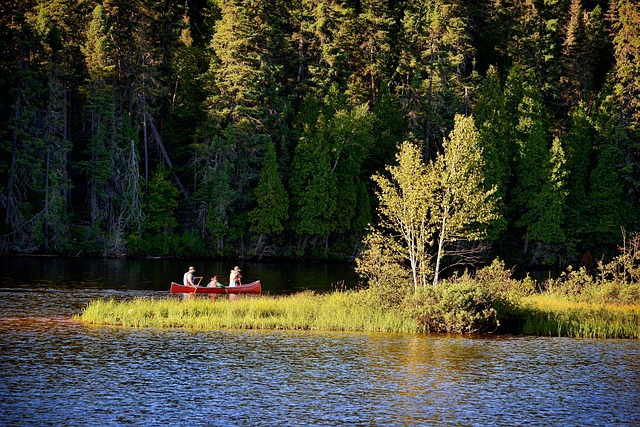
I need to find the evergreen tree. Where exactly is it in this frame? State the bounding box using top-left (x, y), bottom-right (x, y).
top-left (291, 0), bottom-right (354, 98)
top-left (511, 70), bottom-right (565, 260)
top-left (560, 0), bottom-right (590, 111)
top-left (587, 144), bottom-right (627, 250)
top-left (1, 0), bottom-right (78, 253)
top-left (198, 0), bottom-right (290, 250)
top-left (504, 0), bottom-right (564, 115)
top-left (80, 4), bottom-right (120, 245)
top-left (395, 0), bottom-right (473, 155)
top-left (248, 139), bottom-right (289, 253)
top-left (562, 103), bottom-right (596, 252)
top-left (289, 96), bottom-right (336, 251)
top-left (343, 0), bottom-right (395, 104)
top-left (327, 102), bottom-right (374, 234)
top-left (473, 66), bottom-right (511, 240)
top-left (609, 0), bottom-right (640, 129)
top-left (131, 168), bottom-right (179, 256)
top-left (522, 137), bottom-right (568, 265)
top-left (560, 1), bottom-right (613, 113)
top-left (368, 82), bottom-right (406, 177)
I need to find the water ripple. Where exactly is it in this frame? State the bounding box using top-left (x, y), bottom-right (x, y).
top-left (1, 291), bottom-right (639, 426)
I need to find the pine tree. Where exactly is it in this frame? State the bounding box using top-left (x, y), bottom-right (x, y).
top-left (367, 82), bottom-right (406, 177)
top-left (291, 0), bottom-right (354, 98)
top-left (560, 0), bottom-right (589, 110)
top-left (562, 103), bottom-right (596, 254)
top-left (343, 0), bottom-right (395, 104)
top-left (511, 70), bottom-right (567, 264)
top-left (327, 102), bottom-right (375, 234)
top-left (133, 168), bottom-right (180, 256)
top-left (610, 0), bottom-right (640, 129)
top-left (395, 0), bottom-right (473, 155)
top-left (198, 0), bottom-right (290, 250)
top-left (248, 139), bottom-right (289, 248)
top-left (560, 1), bottom-right (613, 113)
top-left (587, 144), bottom-right (627, 250)
top-left (473, 66), bottom-right (511, 240)
top-left (2, 0), bottom-right (79, 253)
top-left (289, 96), bottom-right (337, 250)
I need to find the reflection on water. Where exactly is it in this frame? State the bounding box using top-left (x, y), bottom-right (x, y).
top-left (1, 261), bottom-right (640, 426)
top-left (0, 256), bottom-right (360, 293)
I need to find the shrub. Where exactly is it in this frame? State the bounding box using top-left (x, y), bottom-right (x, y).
top-left (546, 265), bottom-right (595, 298)
top-left (356, 230), bottom-right (412, 309)
top-left (403, 279), bottom-right (514, 334)
top-left (474, 258), bottom-right (536, 297)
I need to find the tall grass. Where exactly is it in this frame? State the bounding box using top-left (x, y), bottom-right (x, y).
top-left (79, 291), bottom-right (417, 333)
top-left (520, 295), bottom-right (640, 339)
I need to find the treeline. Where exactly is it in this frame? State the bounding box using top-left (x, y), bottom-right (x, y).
top-left (1, 0), bottom-right (639, 267)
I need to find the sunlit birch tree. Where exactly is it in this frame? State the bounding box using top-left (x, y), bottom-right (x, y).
top-left (361, 114), bottom-right (499, 291)
top-left (431, 114), bottom-right (499, 284)
top-left (371, 141), bottom-right (435, 291)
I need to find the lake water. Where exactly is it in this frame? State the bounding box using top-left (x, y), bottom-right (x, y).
top-left (1, 257), bottom-right (639, 426)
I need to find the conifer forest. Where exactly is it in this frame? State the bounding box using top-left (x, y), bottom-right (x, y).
top-left (1, 0), bottom-right (639, 270)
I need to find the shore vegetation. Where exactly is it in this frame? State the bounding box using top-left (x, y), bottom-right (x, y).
top-left (79, 256), bottom-right (640, 339)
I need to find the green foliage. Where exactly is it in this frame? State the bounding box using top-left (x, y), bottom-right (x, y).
top-left (403, 278), bottom-right (513, 334)
top-left (1, 0), bottom-right (639, 265)
top-left (474, 259), bottom-right (536, 298)
top-left (545, 231), bottom-right (640, 305)
top-left (562, 104), bottom-right (596, 251)
top-left (249, 140), bottom-right (289, 235)
top-left (610, 0), bottom-right (640, 129)
top-left (356, 228), bottom-right (412, 309)
top-left (327, 102), bottom-right (375, 233)
top-left (586, 144), bottom-right (627, 248)
top-left (293, 0), bottom-right (354, 98)
top-left (431, 114), bottom-right (500, 283)
top-left (369, 141), bottom-right (435, 289)
top-left (145, 169), bottom-right (179, 232)
top-left (289, 96), bottom-right (336, 239)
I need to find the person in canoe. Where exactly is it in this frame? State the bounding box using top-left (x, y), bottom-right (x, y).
top-left (207, 275), bottom-right (225, 288)
top-left (206, 275), bottom-right (224, 300)
top-left (229, 266), bottom-right (242, 287)
top-left (183, 266), bottom-right (202, 287)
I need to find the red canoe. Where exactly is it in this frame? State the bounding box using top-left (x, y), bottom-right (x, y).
top-left (170, 280), bottom-right (262, 295)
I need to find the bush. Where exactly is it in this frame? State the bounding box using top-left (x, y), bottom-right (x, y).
top-left (546, 265), bottom-right (595, 298)
top-left (403, 278), bottom-right (515, 334)
top-left (474, 258), bottom-right (536, 297)
top-left (542, 256), bottom-right (640, 306)
top-left (356, 230), bottom-right (413, 309)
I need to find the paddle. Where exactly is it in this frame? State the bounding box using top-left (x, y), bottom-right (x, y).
top-left (193, 276), bottom-right (203, 293)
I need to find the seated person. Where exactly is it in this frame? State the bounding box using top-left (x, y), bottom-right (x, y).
top-left (207, 275), bottom-right (225, 288)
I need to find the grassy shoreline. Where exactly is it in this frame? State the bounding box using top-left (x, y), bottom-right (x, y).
top-left (519, 295), bottom-right (640, 339)
top-left (78, 291), bottom-right (640, 339)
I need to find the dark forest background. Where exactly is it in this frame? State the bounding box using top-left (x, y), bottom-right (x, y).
top-left (1, 0), bottom-right (638, 270)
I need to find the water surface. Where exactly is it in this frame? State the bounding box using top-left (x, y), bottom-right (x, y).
top-left (1, 258), bottom-right (639, 426)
